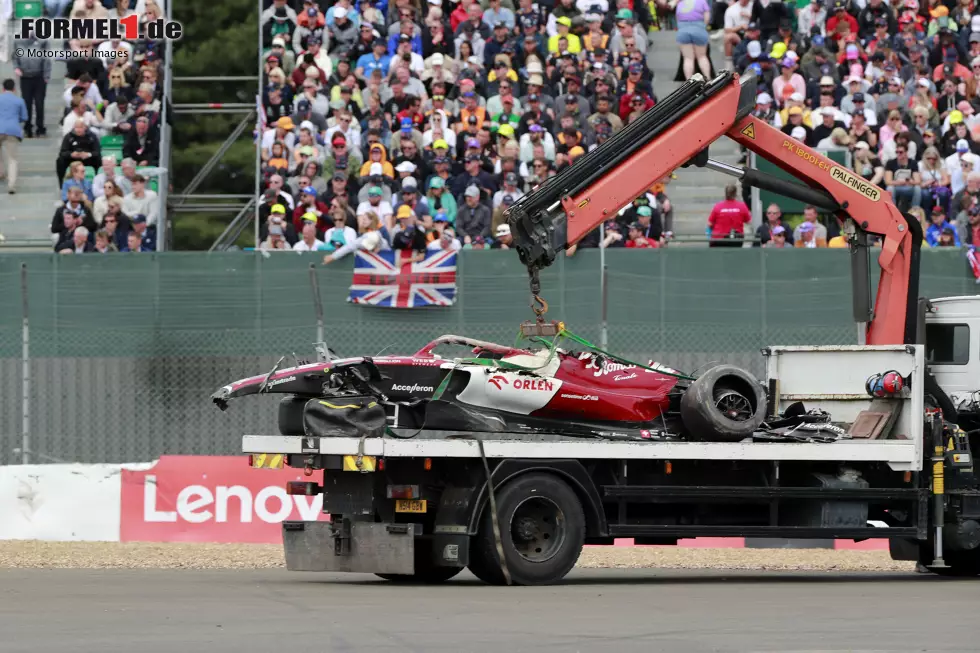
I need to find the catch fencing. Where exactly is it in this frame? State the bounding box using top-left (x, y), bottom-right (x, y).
top-left (0, 249), bottom-right (975, 464)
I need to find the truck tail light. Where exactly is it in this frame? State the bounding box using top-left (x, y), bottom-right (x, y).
top-left (286, 481), bottom-right (320, 496)
top-left (424, 458), bottom-right (432, 471)
top-left (386, 484), bottom-right (420, 499)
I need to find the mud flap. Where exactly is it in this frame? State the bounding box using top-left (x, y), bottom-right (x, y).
top-left (283, 521), bottom-right (418, 574)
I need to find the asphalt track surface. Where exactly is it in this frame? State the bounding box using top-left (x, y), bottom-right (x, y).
top-left (2, 568), bottom-right (979, 653)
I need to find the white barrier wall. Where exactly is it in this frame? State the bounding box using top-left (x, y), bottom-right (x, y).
top-left (0, 463), bottom-right (123, 541)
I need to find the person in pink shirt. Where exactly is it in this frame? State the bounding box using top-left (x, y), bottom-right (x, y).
top-left (707, 184), bottom-right (751, 248)
top-left (878, 109), bottom-right (908, 149)
top-left (771, 58), bottom-right (806, 108)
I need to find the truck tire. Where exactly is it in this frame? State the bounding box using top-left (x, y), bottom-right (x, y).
top-left (278, 396), bottom-right (307, 436)
top-left (680, 365), bottom-right (767, 442)
top-left (469, 473), bottom-right (586, 586)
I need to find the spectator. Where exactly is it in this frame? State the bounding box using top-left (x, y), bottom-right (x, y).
top-left (123, 116), bottom-right (160, 166)
top-left (707, 184), bottom-right (751, 247)
top-left (490, 223), bottom-right (514, 249)
top-left (0, 79), bottom-right (28, 195)
top-left (122, 174), bottom-right (159, 226)
top-left (129, 214), bottom-right (156, 251)
top-left (293, 220), bottom-right (326, 251)
top-left (100, 198), bottom-right (131, 250)
top-left (625, 221), bottom-right (658, 248)
top-left (122, 230), bottom-right (146, 253)
top-left (884, 142), bottom-right (922, 211)
top-left (93, 156), bottom-right (120, 199)
top-left (261, 223), bottom-right (291, 251)
top-left (12, 40), bottom-right (51, 138)
top-left (57, 225), bottom-right (94, 254)
top-left (794, 221), bottom-right (827, 248)
top-left (793, 206), bottom-right (829, 243)
top-left (323, 211), bottom-right (392, 264)
top-left (57, 120), bottom-right (101, 182)
top-left (356, 185), bottom-right (395, 226)
top-left (926, 205), bottom-right (962, 246)
top-left (456, 185), bottom-right (492, 242)
top-left (94, 180), bottom-right (124, 223)
top-left (321, 209), bottom-right (359, 253)
top-left (755, 203), bottom-right (794, 247)
top-left (391, 205), bottom-right (428, 253)
top-left (61, 96), bottom-right (103, 137)
top-left (93, 229), bottom-right (117, 253)
top-left (62, 161), bottom-right (94, 202)
top-left (764, 225), bottom-right (791, 248)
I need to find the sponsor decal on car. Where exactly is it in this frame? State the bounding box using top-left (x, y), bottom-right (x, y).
top-left (411, 358), bottom-right (446, 366)
top-left (266, 376), bottom-right (296, 387)
top-left (488, 375), bottom-right (509, 389)
top-left (488, 375), bottom-right (554, 391)
top-left (579, 353), bottom-right (640, 379)
top-left (613, 373), bottom-right (637, 382)
top-left (561, 393), bottom-right (599, 401)
top-left (390, 383), bottom-right (434, 393)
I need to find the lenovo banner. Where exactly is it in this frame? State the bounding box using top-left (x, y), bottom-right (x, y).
top-left (120, 456), bottom-right (326, 543)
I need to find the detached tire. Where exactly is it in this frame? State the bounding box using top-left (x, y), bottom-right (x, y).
top-left (278, 395), bottom-right (307, 435)
top-left (469, 473), bottom-right (585, 586)
top-left (680, 365), bottom-right (766, 442)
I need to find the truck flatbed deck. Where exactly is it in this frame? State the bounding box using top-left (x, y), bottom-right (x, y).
top-left (243, 433), bottom-right (921, 469)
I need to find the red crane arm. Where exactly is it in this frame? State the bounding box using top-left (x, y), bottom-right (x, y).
top-left (509, 72), bottom-right (921, 346)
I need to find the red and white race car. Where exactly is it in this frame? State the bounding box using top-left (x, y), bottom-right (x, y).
top-left (212, 335), bottom-right (767, 442)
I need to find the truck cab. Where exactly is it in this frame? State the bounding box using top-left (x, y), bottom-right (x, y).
top-left (926, 296), bottom-right (980, 406)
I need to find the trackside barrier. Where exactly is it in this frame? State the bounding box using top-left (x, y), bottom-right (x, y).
top-left (0, 457), bottom-right (886, 549)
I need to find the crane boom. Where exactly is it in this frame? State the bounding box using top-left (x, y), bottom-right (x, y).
top-left (507, 71), bottom-right (922, 347)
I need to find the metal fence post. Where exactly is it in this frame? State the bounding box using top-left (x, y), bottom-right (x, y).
top-left (254, 0), bottom-right (264, 248)
top-left (599, 223), bottom-right (608, 349)
top-left (309, 263), bottom-right (324, 345)
top-left (20, 263), bottom-right (30, 465)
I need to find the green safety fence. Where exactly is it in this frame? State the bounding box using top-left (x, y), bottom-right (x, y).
top-left (0, 248), bottom-right (975, 464)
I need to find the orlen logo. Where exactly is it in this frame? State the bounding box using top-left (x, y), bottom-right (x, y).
top-left (120, 456), bottom-right (327, 544)
top-left (488, 375), bottom-right (509, 390)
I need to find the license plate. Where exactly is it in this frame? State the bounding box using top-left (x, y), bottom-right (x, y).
top-left (249, 454), bottom-right (284, 469)
top-left (395, 499), bottom-right (427, 513)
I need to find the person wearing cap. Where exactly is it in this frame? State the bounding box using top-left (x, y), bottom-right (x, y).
top-left (355, 38), bottom-right (392, 80)
top-left (457, 91), bottom-right (488, 133)
top-left (779, 105), bottom-right (814, 143)
top-left (548, 16), bottom-right (582, 54)
top-left (428, 216), bottom-right (462, 252)
top-left (292, 185), bottom-right (329, 233)
top-left (261, 0), bottom-right (298, 33)
top-left (518, 92), bottom-right (555, 136)
top-left (624, 221), bottom-right (657, 248)
top-left (327, 5), bottom-right (359, 56)
top-left (456, 184), bottom-right (492, 242)
top-left (841, 89), bottom-right (877, 125)
top-left (391, 204), bottom-right (428, 253)
top-left (425, 175), bottom-right (458, 224)
top-left (751, 92), bottom-right (775, 124)
top-left (292, 218), bottom-right (327, 252)
top-left (587, 95), bottom-right (624, 134)
top-left (393, 176), bottom-right (431, 218)
top-left (492, 171), bottom-right (524, 209)
top-left (771, 57), bottom-right (806, 108)
top-left (926, 204), bottom-right (961, 246)
top-left (260, 220), bottom-right (292, 252)
top-left (764, 225), bottom-right (790, 248)
top-left (489, 223), bottom-right (514, 249)
top-left (791, 221), bottom-right (825, 248)
top-left (452, 153), bottom-right (497, 199)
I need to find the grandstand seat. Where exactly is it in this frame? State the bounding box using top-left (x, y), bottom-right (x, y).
top-left (14, 0), bottom-right (42, 18)
top-left (137, 167), bottom-right (159, 192)
top-left (101, 134), bottom-right (124, 149)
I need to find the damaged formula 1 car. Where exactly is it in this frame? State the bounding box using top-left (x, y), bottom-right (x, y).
top-left (212, 333), bottom-right (771, 443)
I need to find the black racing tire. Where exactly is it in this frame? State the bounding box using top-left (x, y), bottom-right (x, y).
top-left (278, 395), bottom-right (307, 436)
top-left (680, 364), bottom-right (767, 442)
top-left (469, 473), bottom-right (585, 586)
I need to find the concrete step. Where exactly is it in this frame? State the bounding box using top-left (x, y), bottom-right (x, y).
top-left (0, 49), bottom-right (69, 245)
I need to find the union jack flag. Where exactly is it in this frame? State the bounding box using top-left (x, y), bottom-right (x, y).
top-left (968, 246), bottom-right (980, 284)
top-left (349, 249), bottom-right (457, 308)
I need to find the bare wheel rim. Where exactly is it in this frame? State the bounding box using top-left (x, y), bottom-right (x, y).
top-left (715, 388), bottom-right (753, 421)
top-left (509, 496), bottom-right (566, 563)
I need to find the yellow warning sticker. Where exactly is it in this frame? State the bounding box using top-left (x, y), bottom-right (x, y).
top-left (829, 165), bottom-right (881, 202)
top-left (740, 123), bottom-right (755, 140)
top-left (250, 454), bottom-right (284, 469)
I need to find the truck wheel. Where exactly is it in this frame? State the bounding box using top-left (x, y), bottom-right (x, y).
top-left (469, 473), bottom-right (585, 586)
top-left (680, 365), bottom-right (766, 442)
top-left (278, 396), bottom-right (307, 436)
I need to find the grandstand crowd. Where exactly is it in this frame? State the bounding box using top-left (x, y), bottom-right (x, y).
top-left (257, 0), bottom-right (674, 255)
top-left (1, 0), bottom-right (168, 252)
top-left (255, 0), bottom-right (980, 256)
